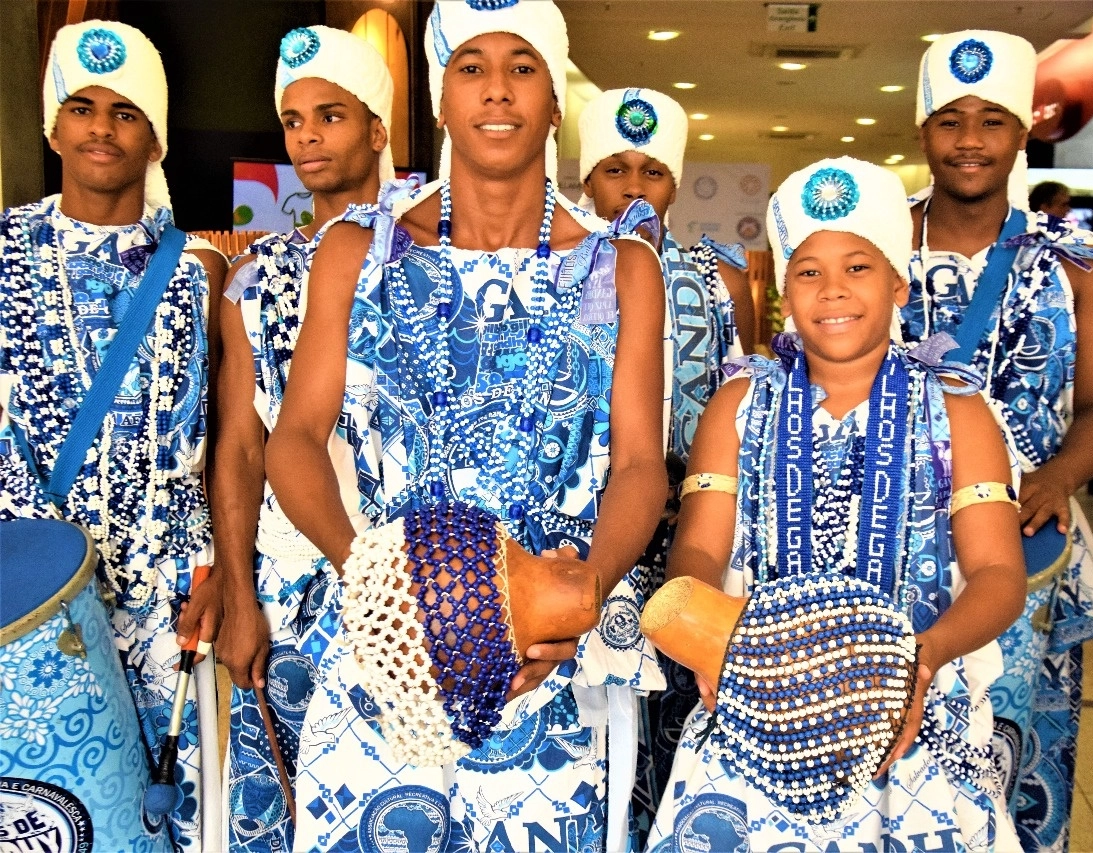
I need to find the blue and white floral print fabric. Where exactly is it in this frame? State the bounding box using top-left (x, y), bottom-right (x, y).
top-left (0, 195), bottom-right (217, 850)
top-left (646, 340), bottom-right (1020, 851)
top-left (291, 185), bottom-right (664, 852)
top-left (902, 208), bottom-right (1093, 851)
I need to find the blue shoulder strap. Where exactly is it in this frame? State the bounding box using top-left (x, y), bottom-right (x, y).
top-left (41, 224), bottom-right (186, 507)
top-left (949, 208), bottom-right (1026, 364)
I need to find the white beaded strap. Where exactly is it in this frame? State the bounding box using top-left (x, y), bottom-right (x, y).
top-left (340, 521), bottom-right (470, 767)
top-left (950, 481), bottom-right (1020, 517)
top-left (680, 472), bottom-right (739, 499)
top-left (256, 499), bottom-right (323, 560)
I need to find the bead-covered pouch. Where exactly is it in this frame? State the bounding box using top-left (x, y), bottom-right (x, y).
top-left (642, 574), bottom-right (918, 824)
top-left (341, 501), bottom-right (601, 767)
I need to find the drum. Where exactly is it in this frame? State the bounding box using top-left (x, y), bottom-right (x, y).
top-left (0, 518), bottom-right (170, 852)
top-left (1023, 519), bottom-right (1072, 631)
top-left (340, 501), bottom-right (602, 767)
top-left (641, 573), bottom-right (918, 825)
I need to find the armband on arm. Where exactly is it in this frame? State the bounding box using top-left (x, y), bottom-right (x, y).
top-left (949, 482), bottom-right (1020, 516)
top-left (680, 473), bottom-right (739, 499)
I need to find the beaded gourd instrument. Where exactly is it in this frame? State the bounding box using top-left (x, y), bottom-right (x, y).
top-left (642, 574), bottom-right (918, 824)
top-left (341, 501), bottom-right (601, 767)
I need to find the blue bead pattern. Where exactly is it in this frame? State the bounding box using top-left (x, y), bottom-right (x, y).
top-left (280, 27), bottom-right (320, 69)
top-left (403, 501), bottom-right (520, 750)
top-left (801, 168), bottom-right (860, 222)
top-left (76, 28), bottom-right (127, 75)
top-left (615, 95), bottom-right (659, 145)
top-left (709, 574), bottom-right (918, 825)
top-left (948, 39), bottom-right (993, 84)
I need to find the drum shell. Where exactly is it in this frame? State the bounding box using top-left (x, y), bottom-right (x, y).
top-left (1, 538), bottom-right (170, 852)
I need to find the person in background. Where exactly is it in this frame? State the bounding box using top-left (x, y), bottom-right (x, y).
top-left (212, 24), bottom-right (394, 852)
top-left (902, 30), bottom-right (1093, 851)
top-left (577, 86), bottom-right (754, 837)
top-left (1029, 180), bottom-right (1072, 220)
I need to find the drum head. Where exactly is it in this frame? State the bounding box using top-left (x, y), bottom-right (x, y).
top-left (1023, 520), bottom-right (1071, 589)
top-left (1, 519), bottom-right (96, 645)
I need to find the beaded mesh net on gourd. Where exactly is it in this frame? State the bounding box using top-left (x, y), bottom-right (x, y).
top-left (709, 574), bottom-right (918, 824)
top-left (341, 502), bottom-right (520, 766)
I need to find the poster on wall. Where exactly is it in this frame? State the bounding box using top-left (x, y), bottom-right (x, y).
top-left (672, 163), bottom-right (770, 251)
top-left (232, 161), bottom-right (428, 233)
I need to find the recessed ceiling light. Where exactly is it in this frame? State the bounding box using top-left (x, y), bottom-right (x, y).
top-left (778, 62), bottom-right (807, 71)
top-left (673, 82), bottom-right (697, 90)
top-left (879, 85), bottom-right (904, 93)
top-left (840, 136), bottom-right (855, 142)
top-left (689, 112), bottom-right (709, 120)
top-left (884, 157), bottom-right (901, 165)
top-left (855, 117), bottom-right (877, 126)
top-left (921, 33), bottom-right (942, 42)
top-left (648, 30), bottom-right (680, 41)
top-left (888, 154), bottom-right (905, 161)
top-left (771, 125), bottom-right (789, 132)
top-left (698, 133), bottom-right (715, 141)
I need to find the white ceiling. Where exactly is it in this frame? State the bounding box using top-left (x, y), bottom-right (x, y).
top-left (556, 0), bottom-right (1093, 184)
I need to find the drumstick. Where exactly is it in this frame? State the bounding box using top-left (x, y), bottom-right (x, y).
top-left (144, 563), bottom-right (212, 817)
top-left (255, 686), bottom-right (297, 827)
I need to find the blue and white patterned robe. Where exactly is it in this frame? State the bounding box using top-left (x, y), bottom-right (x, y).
top-left (902, 208), bottom-right (1093, 851)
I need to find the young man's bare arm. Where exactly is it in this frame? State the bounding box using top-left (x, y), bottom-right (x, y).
top-left (204, 255), bottom-right (272, 689)
top-left (266, 223), bottom-right (372, 572)
top-left (585, 238), bottom-right (669, 592)
top-left (665, 377), bottom-right (748, 589)
top-left (719, 260), bottom-right (756, 355)
top-left (1018, 260), bottom-right (1093, 535)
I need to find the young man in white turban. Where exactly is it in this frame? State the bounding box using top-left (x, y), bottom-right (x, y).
top-left (647, 155), bottom-right (1024, 851)
top-left (578, 87), bottom-right (755, 834)
top-left (0, 20), bottom-right (226, 849)
top-left (900, 31), bottom-right (1093, 850)
top-left (264, 1), bottom-right (668, 850)
top-left (210, 25), bottom-right (395, 852)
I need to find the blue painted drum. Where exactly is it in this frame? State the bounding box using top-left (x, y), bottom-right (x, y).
top-left (0, 519), bottom-right (171, 852)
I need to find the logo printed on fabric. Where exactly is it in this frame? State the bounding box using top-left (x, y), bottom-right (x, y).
top-left (359, 785), bottom-right (450, 853)
top-left (675, 793), bottom-right (751, 853)
top-left (0, 777), bottom-right (93, 853)
top-left (600, 595), bottom-right (641, 650)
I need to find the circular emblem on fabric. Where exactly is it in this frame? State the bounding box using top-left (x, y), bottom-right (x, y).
top-left (266, 653), bottom-right (318, 715)
top-left (601, 595), bottom-right (641, 650)
top-left (359, 786), bottom-right (450, 853)
top-left (76, 28), bottom-right (126, 75)
top-left (228, 774), bottom-right (286, 839)
top-left (0, 777), bottom-right (93, 853)
top-left (949, 39), bottom-right (993, 84)
top-left (466, 0), bottom-right (519, 8)
top-left (801, 167), bottom-right (860, 221)
top-left (616, 97), bottom-right (659, 145)
top-left (280, 28), bottom-right (321, 69)
top-left (736, 216), bottom-right (761, 241)
top-left (693, 176), bottom-right (718, 200)
top-left (675, 793), bottom-right (751, 853)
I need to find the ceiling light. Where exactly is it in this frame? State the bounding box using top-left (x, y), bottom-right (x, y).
top-left (648, 30), bottom-right (680, 41)
top-left (921, 34), bottom-right (942, 42)
top-left (888, 154), bottom-right (905, 162)
top-left (879, 85), bottom-right (904, 93)
top-left (778, 62), bottom-right (807, 71)
top-left (855, 117), bottom-right (876, 126)
top-left (698, 133), bottom-right (715, 141)
top-left (689, 112), bottom-right (709, 120)
top-left (840, 136), bottom-right (855, 142)
top-left (884, 158), bottom-right (901, 165)
top-left (771, 125), bottom-right (789, 132)
top-left (673, 82), bottom-right (697, 90)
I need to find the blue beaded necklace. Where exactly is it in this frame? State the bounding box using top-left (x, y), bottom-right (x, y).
top-left (774, 346), bottom-right (910, 594)
top-left (387, 179), bottom-right (563, 540)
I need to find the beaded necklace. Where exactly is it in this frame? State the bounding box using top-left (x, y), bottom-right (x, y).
top-left (387, 179), bottom-right (567, 541)
top-left (774, 346), bottom-right (909, 595)
top-left (1, 202), bottom-right (196, 608)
